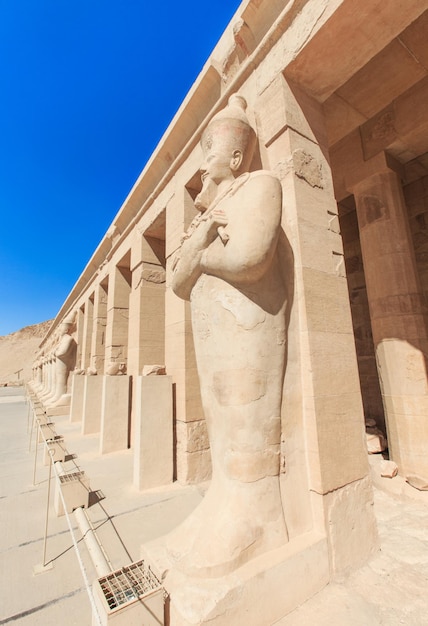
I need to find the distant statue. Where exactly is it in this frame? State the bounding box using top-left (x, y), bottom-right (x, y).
top-left (40, 351), bottom-right (56, 400)
top-left (47, 316), bottom-right (76, 407)
top-left (151, 95), bottom-right (291, 578)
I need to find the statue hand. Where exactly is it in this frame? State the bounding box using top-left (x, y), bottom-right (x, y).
top-left (204, 209), bottom-right (228, 243)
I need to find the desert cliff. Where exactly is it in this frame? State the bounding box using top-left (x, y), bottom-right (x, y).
top-left (0, 320), bottom-right (52, 385)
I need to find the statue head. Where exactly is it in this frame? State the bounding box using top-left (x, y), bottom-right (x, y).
top-left (195, 95), bottom-right (256, 210)
top-left (59, 311), bottom-right (75, 336)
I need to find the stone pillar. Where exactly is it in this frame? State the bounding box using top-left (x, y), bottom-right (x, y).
top-left (257, 74), bottom-right (377, 572)
top-left (81, 296), bottom-right (94, 371)
top-left (70, 373), bottom-right (85, 423)
top-left (90, 283), bottom-right (108, 374)
top-left (100, 375), bottom-right (131, 454)
top-left (133, 375), bottom-right (173, 490)
top-left (75, 306), bottom-right (85, 370)
top-left (165, 191), bottom-right (210, 484)
top-left (352, 166), bottom-right (428, 479)
top-left (128, 234), bottom-right (166, 376)
top-left (105, 265), bottom-right (131, 368)
top-left (82, 375), bottom-right (103, 435)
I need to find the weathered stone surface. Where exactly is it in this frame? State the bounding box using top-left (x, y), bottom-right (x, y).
top-left (379, 460), bottom-right (398, 479)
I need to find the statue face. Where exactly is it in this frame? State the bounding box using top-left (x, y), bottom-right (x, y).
top-left (195, 123), bottom-right (246, 212)
top-left (200, 143), bottom-right (234, 187)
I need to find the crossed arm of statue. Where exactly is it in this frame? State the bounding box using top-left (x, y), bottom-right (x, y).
top-left (172, 173), bottom-right (282, 300)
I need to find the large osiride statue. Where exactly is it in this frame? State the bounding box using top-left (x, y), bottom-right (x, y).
top-left (46, 314), bottom-right (76, 408)
top-left (148, 94), bottom-right (292, 579)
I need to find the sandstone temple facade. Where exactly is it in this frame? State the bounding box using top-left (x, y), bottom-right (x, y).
top-left (30, 1), bottom-right (428, 623)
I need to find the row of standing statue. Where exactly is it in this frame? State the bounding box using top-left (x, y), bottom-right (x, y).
top-left (32, 94), bottom-right (292, 581)
top-left (32, 314), bottom-right (77, 409)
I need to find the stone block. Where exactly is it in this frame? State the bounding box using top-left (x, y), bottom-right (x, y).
top-left (176, 448), bottom-right (212, 485)
top-left (164, 532), bottom-right (329, 626)
top-left (323, 476), bottom-right (379, 575)
top-left (256, 73), bottom-right (328, 148)
top-left (70, 374), bottom-right (85, 423)
top-left (380, 460), bottom-right (398, 478)
top-left (82, 375), bottom-right (103, 435)
top-left (133, 375), bottom-right (173, 491)
top-left (100, 376), bottom-right (130, 455)
top-left (312, 392), bottom-right (369, 494)
top-left (176, 419), bottom-right (209, 454)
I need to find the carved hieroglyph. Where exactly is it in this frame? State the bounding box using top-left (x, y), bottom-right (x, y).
top-left (150, 95), bottom-right (291, 578)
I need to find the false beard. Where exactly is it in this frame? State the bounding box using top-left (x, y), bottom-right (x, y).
top-left (194, 178), bottom-right (218, 212)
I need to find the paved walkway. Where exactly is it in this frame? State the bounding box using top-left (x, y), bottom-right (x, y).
top-left (1, 387), bottom-right (428, 625)
top-left (277, 483), bottom-right (428, 625)
top-left (0, 387), bottom-right (201, 625)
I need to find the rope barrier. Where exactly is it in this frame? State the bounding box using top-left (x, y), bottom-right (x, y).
top-left (30, 398), bottom-right (104, 626)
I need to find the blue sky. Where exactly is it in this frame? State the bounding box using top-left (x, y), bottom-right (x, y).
top-left (0, 1), bottom-right (241, 335)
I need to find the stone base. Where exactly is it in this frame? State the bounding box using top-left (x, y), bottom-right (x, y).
top-left (82, 375), bottom-right (103, 435)
top-left (100, 375), bottom-right (130, 454)
top-left (46, 404), bottom-right (70, 417)
top-left (144, 531), bottom-right (329, 626)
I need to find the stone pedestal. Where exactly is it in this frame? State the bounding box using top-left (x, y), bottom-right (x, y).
top-left (46, 399), bottom-right (71, 417)
top-left (133, 375), bottom-right (173, 490)
top-left (82, 375), bottom-right (103, 435)
top-left (70, 374), bottom-right (85, 423)
top-left (146, 532), bottom-right (328, 626)
top-left (100, 375), bottom-right (130, 454)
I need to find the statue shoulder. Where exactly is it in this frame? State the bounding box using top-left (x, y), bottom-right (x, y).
top-left (238, 171), bottom-right (282, 203)
top-left (246, 170), bottom-right (281, 190)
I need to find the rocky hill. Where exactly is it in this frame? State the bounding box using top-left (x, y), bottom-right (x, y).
top-left (0, 320), bottom-right (52, 385)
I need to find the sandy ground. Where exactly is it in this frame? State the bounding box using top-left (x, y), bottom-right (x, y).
top-left (1, 387), bottom-right (428, 625)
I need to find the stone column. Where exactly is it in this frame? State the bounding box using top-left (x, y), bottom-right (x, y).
top-left (75, 306), bottom-right (85, 370)
top-left (165, 190), bottom-right (210, 484)
top-left (81, 296), bottom-right (94, 371)
top-left (128, 234), bottom-right (166, 376)
top-left (105, 265), bottom-right (131, 368)
top-left (257, 74), bottom-right (377, 571)
top-left (352, 166), bottom-right (428, 480)
top-left (90, 283), bottom-right (108, 374)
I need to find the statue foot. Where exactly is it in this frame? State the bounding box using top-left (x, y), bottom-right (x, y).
top-left (150, 477), bottom-right (287, 579)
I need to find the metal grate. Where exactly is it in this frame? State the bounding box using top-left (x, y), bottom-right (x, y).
top-left (59, 471), bottom-right (86, 484)
top-left (98, 560), bottom-right (162, 610)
